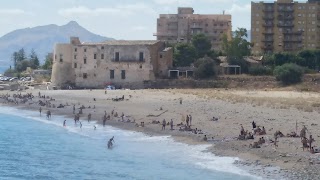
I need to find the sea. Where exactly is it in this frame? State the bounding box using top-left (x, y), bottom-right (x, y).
top-left (0, 106), bottom-right (261, 180)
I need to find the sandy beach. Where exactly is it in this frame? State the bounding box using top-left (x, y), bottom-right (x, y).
top-left (1, 88), bottom-right (320, 179)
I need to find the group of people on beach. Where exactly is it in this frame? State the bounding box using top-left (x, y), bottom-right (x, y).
top-left (237, 120), bottom-right (319, 154)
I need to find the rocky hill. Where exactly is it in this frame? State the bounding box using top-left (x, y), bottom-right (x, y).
top-left (0, 21), bottom-right (113, 72)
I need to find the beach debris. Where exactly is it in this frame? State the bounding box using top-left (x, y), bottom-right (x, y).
top-left (147, 110), bottom-right (168, 117)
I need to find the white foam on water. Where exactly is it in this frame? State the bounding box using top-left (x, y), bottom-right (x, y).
top-left (0, 106), bottom-right (261, 179)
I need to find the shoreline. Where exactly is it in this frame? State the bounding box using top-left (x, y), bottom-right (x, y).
top-left (1, 89), bottom-right (320, 179)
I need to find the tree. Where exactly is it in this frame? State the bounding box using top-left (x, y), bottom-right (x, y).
top-left (273, 63), bottom-right (304, 85)
top-left (194, 56), bottom-right (217, 79)
top-left (15, 60), bottom-right (30, 72)
top-left (191, 33), bottom-right (212, 59)
top-left (223, 28), bottom-right (252, 59)
top-left (17, 48), bottom-right (26, 62)
top-left (11, 52), bottom-right (19, 68)
top-left (42, 54), bottom-right (53, 69)
top-left (29, 49), bottom-right (40, 69)
top-left (173, 43), bottom-right (197, 67)
top-left (222, 28), bottom-right (252, 73)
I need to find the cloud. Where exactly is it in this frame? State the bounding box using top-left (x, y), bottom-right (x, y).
top-left (58, 3), bottom-right (156, 18)
top-left (0, 9), bottom-right (27, 15)
top-left (226, 3), bottom-right (251, 13)
top-left (131, 26), bottom-right (147, 31)
top-left (153, 0), bottom-right (233, 5)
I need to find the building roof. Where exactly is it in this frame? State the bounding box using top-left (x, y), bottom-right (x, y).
top-left (82, 40), bottom-right (160, 46)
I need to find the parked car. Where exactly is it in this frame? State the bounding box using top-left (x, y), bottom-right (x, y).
top-left (9, 77), bottom-right (18, 81)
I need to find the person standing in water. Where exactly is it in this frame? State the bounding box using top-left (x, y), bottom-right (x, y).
top-left (63, 120), bottom-right (66, 127)
top-left (108, 136), bottom-right (115, 148)
top-left (80, 121), bottom-right (82, 129)
top-left (39, 107), bottom-right (42, 116)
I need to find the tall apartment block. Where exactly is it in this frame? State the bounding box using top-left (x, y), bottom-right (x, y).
top-left (251, 0), bottom-right (320, 55)
top-left (155, 7), bottom-right (232, 51)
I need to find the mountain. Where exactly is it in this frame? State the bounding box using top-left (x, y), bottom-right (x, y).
top-left (0, 21), bottom-right (113, 72)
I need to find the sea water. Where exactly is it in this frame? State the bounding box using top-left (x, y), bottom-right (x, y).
top-left (0, 106), bottom-right (261, 180)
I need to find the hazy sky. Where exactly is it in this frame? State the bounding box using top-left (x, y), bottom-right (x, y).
top-left (0, 0), bottom-right (307, 40)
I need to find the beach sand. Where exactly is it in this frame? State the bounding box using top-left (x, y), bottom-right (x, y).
top-left (1, 88), bottom-right (320, 179)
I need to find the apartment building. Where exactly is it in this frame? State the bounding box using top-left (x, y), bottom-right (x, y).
top-left (155, 7), bottom-right (232, 51)
top-left (51, 37), bottom-right (173, 89)
top-left (251, 0), bottom-right (320, 55)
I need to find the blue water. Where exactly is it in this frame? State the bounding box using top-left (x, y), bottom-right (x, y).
top-left (0, 107), bottom-right (260, 180)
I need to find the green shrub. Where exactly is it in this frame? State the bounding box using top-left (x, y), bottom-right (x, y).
top-left (273, 63), bottom-right (304, 85)
top-left (248, 65), bottom-right (273, 76)
top-left (194, 56), bottom-right (216, 79)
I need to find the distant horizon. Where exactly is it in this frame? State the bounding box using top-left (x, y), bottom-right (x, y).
top-left (0, 0), bottom-right (306, 40)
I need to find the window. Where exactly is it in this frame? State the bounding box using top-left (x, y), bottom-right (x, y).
top-left (74, 55), bottom-right (77, 59)
top-left (94, 54), bottom-right (97, 59)
top-left (101, 54), bottom-right (104, 59)
top-left (75, 48), bottom-right (77, 52)
top-left (121, 70), bottom-right (126, 79)
top-left (74, 63), bottom-right (77, 68)
top-left (59, 54), bottom-right (63, 62)
top-left (83, 73), bottom-right (87, 79)
top-left (139, 52), bottom-right (144, 61)
top-left (110, 70), bottom-right (114, 79)
top-left (84, 58), bottom-right (87, 64)
top-left (115, 52), bottom-right (120, 61)
top-left (84, 48), bottom-right (87, 52)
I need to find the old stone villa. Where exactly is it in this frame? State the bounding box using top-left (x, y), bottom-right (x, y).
top-left (51, 37), bottom-right (173, 89)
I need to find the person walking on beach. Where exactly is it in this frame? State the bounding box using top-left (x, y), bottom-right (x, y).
top-left (39, 107), bottom-right (42, 116)
top-left (170, 119), bottom-right (174, 130)
top-left (88, 113), bottom-right (91, 122)
top-left (252, 121), bottom-right (256, 129)
top-left (46, 110), bottom-right (51, 119)
top-left (309, 135), bottom-right (315, 151)
top-left (73, 105), bottom-right (75, 114)
top-left (189, 115), bottom-right (192, 126)
top-left (162, 119), bottom-right (166, 130)
top-left (103, 115), bottom-right (107, 127)
top-left (186, 115), bottom-right (189, 126)
top-left (63, 120), bottom-right (66, 127)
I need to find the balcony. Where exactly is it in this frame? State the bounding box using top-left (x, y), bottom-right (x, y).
top-left (262, 46), bottom-right (274, 50)
top-left (263, 23), bottom-right (274, 27)
top-left (190, 25), bottom-right (203, 29)
top-left (278, 8), bottom-right (294, 12)
top-left (283, 39), bottom-right (302, 43)
top-left (262, 39), bottom-right (274, 42)
top-left (263, 8), bottom-right (274, 12)
top-left (262, 31), bottom-right (274, 35)
top-left (263, 16), bottom-right (274, 20)
top-left (282, 31), bottom-right (303, 35)
top-left (278, 15), bottom-right (294, 20)
top-left (277, 23), bottom-right (294, 27)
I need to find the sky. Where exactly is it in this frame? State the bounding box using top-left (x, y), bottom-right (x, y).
top-left (0, 0), bottom-right (307, 40)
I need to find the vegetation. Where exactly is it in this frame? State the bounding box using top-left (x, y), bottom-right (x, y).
top-left (194, 56), bottom-right (217, 79)
top-left (222, 28), bottom-right (252, 73)
top-left (173, 33), bottom-right (217, 67)
top-left (173, 43), bottom-right (197, 67)
top-left (42, 53), bottom-right (53, 70)
top-left (248, 66), bottom-right (273, 76)
top-left (273, 63), bottom-right (304, 85)
top-left (10, 48), bottom-right (40, 73)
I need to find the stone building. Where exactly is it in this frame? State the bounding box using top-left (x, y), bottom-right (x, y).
top-left (155, 7), bottom-right (232, 51)
top-left (251, 0), bottom-right (320, 55)
top-left (51, 37), bottom-right (173, 89)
